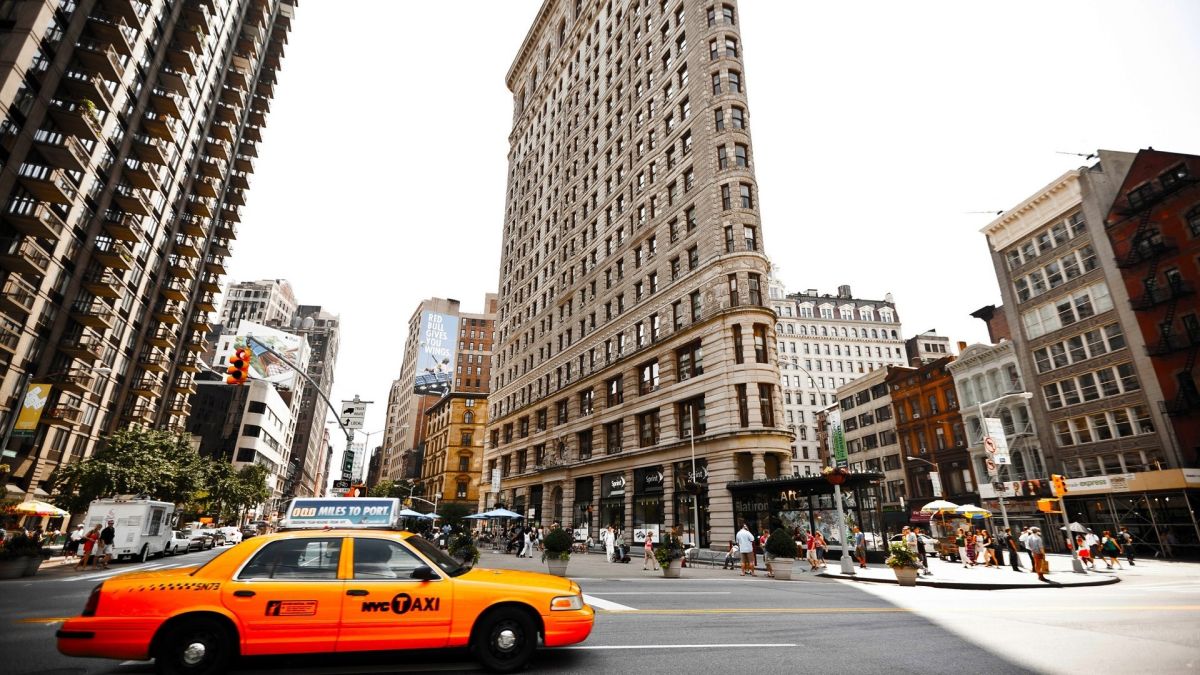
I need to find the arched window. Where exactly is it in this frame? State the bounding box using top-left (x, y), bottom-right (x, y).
top-left (820, 326), bottom-right (828, 336)
top-left (871, 329), bottom-right (878, 338)
top-left (800, 325), bottom-right (807, 335)
top-left (891, 330), bottom-right (898, 339)
top-left (786, 324), bottom-right (794, 334)
top-left (463, 411), bottom-right (474, 424)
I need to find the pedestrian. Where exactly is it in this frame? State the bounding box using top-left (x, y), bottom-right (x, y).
top-left (521, 527), bottom-right (533, 558)
top-left (759, 530), bottom-right (774, 577)
top-left (1002, 527), bottom-right (1022, 571)
top-left (983, 530), bottom-right (999, 568)
top-left (99, 520), bottom-right (115, 569)
top-left (1119, 526), bottom-right (1135, 566)
top-left (955, 526), bottom-right (974, 562)
top-left (1080, 530), bottom-right (1099, 566)
top-left (603, 525), bottom-right (615, 562)
top-left (1027, 526), bottom-right (1049, 582)
top-left (615, 529), bottom-right (628, 562)
top-left (76, 525), bottom-right (100, 570)
top-left (962, 528), bottom-right (976, 568)
top-left (1084, 529), bottom-right (1100, 563)
top-left (1019, 527), bottom-right (1036, 570)
top-left (1100, 530), bottom-right (1123, 569)
top-left (974, 529), bottom-right (987, 565)
top-left (915, 527), bottom-right (931, 576)
top-left (804, 530), bottom-right (819, 571)
top-left (66, 524), bottom-right (85, 560)
top-left (853, 526), bottom-right (868, 569)
top-left (736, 523), bottom-right (757, 577)
top-left (642, 530), bottom-right (656, 570)
top-left (723, 538), bottom-right (739, 570)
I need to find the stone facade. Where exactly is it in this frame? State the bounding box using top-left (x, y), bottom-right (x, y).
top-left (485, 0), bottom-right (789, 548)
top-left (421, 393), bottom-right (488, 508)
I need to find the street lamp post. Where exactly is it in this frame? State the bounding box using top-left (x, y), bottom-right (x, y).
top-left (975, 391), bottom-right (1034, 532)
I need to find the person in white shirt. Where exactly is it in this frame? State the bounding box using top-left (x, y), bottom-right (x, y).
top-left (603, 525), bottom-right (615, 562)
top-left (735, 524), bottom-right (757, 577)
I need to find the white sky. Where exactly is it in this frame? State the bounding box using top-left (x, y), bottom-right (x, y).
top-left (224, 1), bottom-right (1200, 445)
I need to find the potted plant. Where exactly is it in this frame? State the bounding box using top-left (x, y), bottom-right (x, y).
top-left (0, 533), bottom-right (41, 579)
top-left (541, 527), bottom-right (572, 577)
top-left (764, 528), bottom-right (798, 580)
top-left (655, 532), bottom-right (685, 578)
top-left (448, 532), bottom-right (479, 567)
top-left (885, 542), bottom-right (921, 586)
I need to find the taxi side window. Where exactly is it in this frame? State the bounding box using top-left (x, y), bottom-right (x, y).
top-left (353, 538), bottom-right (425, 580)
top-left (239, 538), bottom-right (342, 580)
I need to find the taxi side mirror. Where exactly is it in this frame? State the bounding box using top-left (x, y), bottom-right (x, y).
top-left (411, 565), bottom-right (437, 581)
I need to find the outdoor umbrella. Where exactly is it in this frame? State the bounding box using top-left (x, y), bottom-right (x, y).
top-left (422, 512), bottom-right (440, 520)
top-left (396, 508), bottom-right (426, 518)
top-left (9, 500), bottom-right (69, 517)
top-left (1058, 522), bottom-right (1090, 534)
top-left (485, 508), bottom-right (523, 519)
top-left (919, 500), bottom-right (960, 514)
top-left (955, 504), bottom-right (992, 518)
top-left (464, 513), bottom-right (489, 520)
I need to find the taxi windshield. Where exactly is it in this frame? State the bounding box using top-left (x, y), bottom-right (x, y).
top-left (407, 534), bottom-right (470, 577)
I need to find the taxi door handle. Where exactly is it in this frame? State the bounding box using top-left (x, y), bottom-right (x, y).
top-left (346, 589), bottom-right (369, 596)
top-left (233, 590), bottom-right (256, 598)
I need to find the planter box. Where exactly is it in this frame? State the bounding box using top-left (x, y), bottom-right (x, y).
top-left (893, 566), bottom-right (920, 587)
top-left (546, 558), bottom-right (569, 577)
top-left (662, 558), bottom-right (683, 578)
top-left (770, 557), bottom-right (796, 580)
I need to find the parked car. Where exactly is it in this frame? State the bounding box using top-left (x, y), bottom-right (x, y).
top-left (164, 530), bottom-right (195, 555)
top-left (240, 527), bottom-right (258, 541)
top-left (217, 526), bottom-right (243, 545)
top-left (182, 529), bottom-right (214, 550)
top-left (889, 533), bottom-right (940, 557)
top-left (198, 529), bottom-right (226, 546)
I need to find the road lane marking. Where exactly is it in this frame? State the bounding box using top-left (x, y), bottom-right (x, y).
top-left (582, 594), bottom-right (637, 611)
top-left (594, 604), bottom-right (1200, 616)
top-left (587, 591), bottom-right (731, 595)
top-left (561, 643), bottom-right (797, 650)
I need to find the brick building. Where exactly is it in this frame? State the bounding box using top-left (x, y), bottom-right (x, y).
top-left (421, 392), bottom-right (488, 508)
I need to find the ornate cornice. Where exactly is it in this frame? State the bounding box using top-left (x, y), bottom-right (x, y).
top-left (982, 169), bottom-right (1082, 252)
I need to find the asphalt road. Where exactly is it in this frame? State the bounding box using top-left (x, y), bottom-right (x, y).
top-left (4, 547), bottom-right (1198, 675)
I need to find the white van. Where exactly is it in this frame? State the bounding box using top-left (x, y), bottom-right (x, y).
top-left (83, 497), bottom-right (176, 562)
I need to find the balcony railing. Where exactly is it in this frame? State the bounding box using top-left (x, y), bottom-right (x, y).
top-left (43, 405), bottom-right (82, 426)
top-left (112, 187), bottom-right (150, 216)
top-left (16, 165), bottom-right (77, 205)
top-left (102, 210), bottom-right (142, 241)
top-left (0, 276), bottom-right (36, 317)
top-left (48, 104), bottom-right (102, 141)
top-left (1131, 281), bottom-right (1196, 311)
top-left (0, 319), bottom-right (20, 353)
top-left (59, 333), bottom-right (104, 359)
top-left (33, 133), bottom-right (92, 173)
top-left (147, 326), bottom-right (177, 347)
top-left (93, 237), bottom-right (133, 270)
top-left (4, 200), bottom-right (66, 240)
top-left (61, 71), bottom-right (114, 110)
top-left (1147, 332), bottom-right (1200, 357)
top-left (1117, 238), bottom-right (1177, 269)
top-left (0, 237), bottom-right (51, 277)
top-left (70, 300), bottom-right (114, 329)
top-left (83, 270), bottom-right (123, 298)
top-left (173, 235), bottom-right (202, 258)
top-left (87, 11), bottom-right (134, 56)
top-left (161, 278), bottom-right (188, 300)
top-left (75, 38), bottom-right (123, 82)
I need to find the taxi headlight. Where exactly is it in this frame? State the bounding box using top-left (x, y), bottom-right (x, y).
top-left (550, 594), bottom-right (584, 611)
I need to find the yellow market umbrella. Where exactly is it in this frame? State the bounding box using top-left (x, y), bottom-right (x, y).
top-left (9, 500), bottom-right (69, 517)
top-left (955, 504), bottom-right (992, 518)
top-left (919, 500), bottom-right (959, 514)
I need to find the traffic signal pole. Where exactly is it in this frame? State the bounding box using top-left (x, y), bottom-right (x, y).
top-left (1052, 475), bottom-right (1087, 574)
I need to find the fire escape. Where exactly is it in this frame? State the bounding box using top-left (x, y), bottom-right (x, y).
top-left (1113, 167), bottom-right (1200, 417)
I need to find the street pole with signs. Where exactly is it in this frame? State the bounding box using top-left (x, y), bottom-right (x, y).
top-left (827, 409), bottom-right (855, 575)
top-left (977, 391), bottom-right (1032, 533)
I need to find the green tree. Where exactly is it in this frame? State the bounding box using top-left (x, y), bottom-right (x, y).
top-left (368, 479), bottom-right (416, 500)
top-left (48, 428), bottom-right (206, 513)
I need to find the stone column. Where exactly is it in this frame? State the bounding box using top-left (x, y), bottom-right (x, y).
top-left (752, 451), bottom-right (767, 480)
top-left (707, 452), bottom-right (737, 549)
top-left (779, 451), bottom-right (793, 477)
top-left (662, 462), bottom-right (675, 529)
top-left (561, 479), bottom-right (574, 528)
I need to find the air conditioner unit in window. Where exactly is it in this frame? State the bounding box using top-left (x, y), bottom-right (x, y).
top-left (912, 412), bottom-right (921, 419)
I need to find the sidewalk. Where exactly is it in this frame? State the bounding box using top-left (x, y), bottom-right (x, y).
top-left (475, 547), bottom-right (835, 582)
top-left (818, 553), bottom-right (1121, 589)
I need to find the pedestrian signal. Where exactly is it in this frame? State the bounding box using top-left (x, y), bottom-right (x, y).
top-left (1037, 498), bottom-right (1057, 513)
top-left (226, 347), bottom-right (251, 385)
top-left (1050, 474), bottom-right (1067, 497)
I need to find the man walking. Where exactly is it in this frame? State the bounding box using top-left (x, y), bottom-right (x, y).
top-left (1119, 526), bottom-right (1135, 566)
top-left (603, 525), bottom-right (615, 562)
top-left (736, 523), bottom-right (757, 577)
top-left (99, 520), bottom-right (116, 569)
top-left (1002, 527), bottom-right (1022, 571)
top-left (1027, 526), bottom-right (1048, 582)
top-left (1019, 527), bottom-right (1036, 570)
top-left (852, 526), bottom-right (867, 569)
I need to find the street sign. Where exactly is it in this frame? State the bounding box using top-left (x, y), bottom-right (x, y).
top-left (983, 417), bottom-right (1010, 465)
top-left (490, 468), bottom-right (501, 493)
top-left (828, 409), bottom-right (848, 468)
top-left (340, 470), bottom-right (352, 481)
top-left (332, 479), bottom-right (351, 489)
top-left (929, 471), bottom-right (944, 498)
top-left (339, 396), bottom-right (369, 430)
top-left (985, 457), bottom-right (998, 477)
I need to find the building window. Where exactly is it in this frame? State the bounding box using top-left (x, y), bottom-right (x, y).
top-left (1187, 206), bottom-right (1200, 238)
top-left (725, 37), bottom-right (739, 57)
top-left (748, 273), bottom-right (762, 305)
top-left (714, 108), bottom-right (724, 130)
top-left (732, 324), bottom-right (744, 364)
top-left (556, 399), bottom-right (568, 424)
top-left (607, 376), bottom-right (623, 406)
top-left (739, 183), bottom-right (753, 208)
top-left (678, 396), bottom-right (706, 436)
top-left (721, 183), bottom-right (732, 208)
top-left (673, 300), bottom-right (683, 330)
top-left (736, 383), bottom-right (750, 427)
top-left (458, 456), bottom-right (470, 472)
top-left (711, 72), bottom-right (721, 94)
top-left (639, 359), bottom-right (660, 394)
top-left (728, 70), bottom-right (741, 93)
top-left (759, 384), bottom-right (775, 426)
top-left (638, 409), bottom-right (660, 447)
top-left (677, 340), bottom-right (704, 381)
top-left (718, 147), bottom-right (730, 170)
top-left (605, 421), bottom-right (623, 454)
top-left (728, 273), bottom-right (739, 305)
top-left (461, 432), bottom-right (473, 445)
top-left (753, 324), bottom-right (768, 363)
top-left (578, 429), bottom-right (593, 459)
top-left (690, 289), bottom-right (702, 321)
top-left (735, 143), bottom-right (748, 167)
top-left (743, 225), bottom-right (757, 251)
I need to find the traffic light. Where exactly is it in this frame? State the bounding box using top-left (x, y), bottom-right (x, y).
top-left (1037, 498), bottom-right (1057, 513)
top-left (341, 452), bottom-right (355, 473)
top-left (1051, 474), bottom-right (1068, 497)
top-left (225, 347), bottom-right (251, 385)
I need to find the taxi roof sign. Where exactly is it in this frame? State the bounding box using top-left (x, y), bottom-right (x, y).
top-left (281, 497), bottom-right (400, 530)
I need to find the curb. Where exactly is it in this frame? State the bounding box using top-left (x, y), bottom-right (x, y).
top-left (817, 571), bottom-right (1122, 590)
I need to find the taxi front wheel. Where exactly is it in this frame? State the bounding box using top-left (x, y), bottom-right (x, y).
top-left (153, 617), bottom-right (234, 675)
top-left (472, 607), bottom-right (537, 673)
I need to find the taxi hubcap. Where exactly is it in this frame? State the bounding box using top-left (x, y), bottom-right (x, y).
top-left (496, 629), bottom-right (517, 652)
top-left (182, 641), bottom-right (207, 665)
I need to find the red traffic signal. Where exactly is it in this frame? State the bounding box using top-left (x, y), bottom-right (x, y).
top-left (225, 347), bottom-right (251, 385)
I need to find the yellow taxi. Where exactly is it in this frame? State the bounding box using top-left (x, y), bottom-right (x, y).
top-left (56, 499), bottom-right (593, 674)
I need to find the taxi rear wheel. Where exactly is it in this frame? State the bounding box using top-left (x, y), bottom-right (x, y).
top-left (153, 616), bottom-right (234, 675)
top-left (472, 607), bottom-right (537, 673)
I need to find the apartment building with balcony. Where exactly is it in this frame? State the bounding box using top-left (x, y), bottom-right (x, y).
top-left (768, 277), bottom-right (907, 476)
top-left (484, 0), bottom-right (789, 548)
top-left (1101, 149), bottom-right (1200, 468)
top-left (0, 0), bottom-right (294, 499)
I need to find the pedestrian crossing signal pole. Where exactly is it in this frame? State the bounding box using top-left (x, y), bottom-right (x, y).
top-left (1051, 474), bottom-right (1086, 574)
